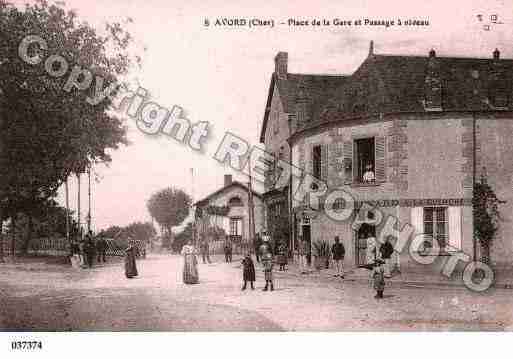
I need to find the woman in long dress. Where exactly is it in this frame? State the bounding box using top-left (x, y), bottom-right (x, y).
top-left (125, 244), bottom-right (138, 278)
top-left (181, 240), bottom-right (199, 284)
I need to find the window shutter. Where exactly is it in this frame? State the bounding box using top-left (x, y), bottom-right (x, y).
top-left (448, 207), bottom-right (462, 250)
top-left (321, 144), bottom-right (328, 182)
top-left (411, 207), bottom-right (424, 236)
top-left (375, 136), bottom-right (386, 182)
top-left (309, 145), bottom-right (314, 174)
top-left (343, 141), bottom-right (353, 184)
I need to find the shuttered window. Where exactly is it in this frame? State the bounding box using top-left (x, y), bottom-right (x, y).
top-left (448, 206), bottom-right (462, 250)
top-left (321, 144), bottom-right (328, 181)
top-left (375, 136), bottom-right (386, 181)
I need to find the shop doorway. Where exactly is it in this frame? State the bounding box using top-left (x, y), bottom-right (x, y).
top-left (302, 224), bottom-right (312, 265)
top-left (355, 223), bottom-right (376, 267)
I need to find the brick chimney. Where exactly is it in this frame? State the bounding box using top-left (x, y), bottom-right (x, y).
top-left (493, 48), bottom-right (500, 60)
top-left (275, 52), bottom-right (288, 79)
top-left (224, 174), bottom-right (233, 187)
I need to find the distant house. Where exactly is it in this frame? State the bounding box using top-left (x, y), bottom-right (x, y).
top-left (194, 175), bottom-right (264, 252)
top-left (260, 43), bottom-right (513, 270)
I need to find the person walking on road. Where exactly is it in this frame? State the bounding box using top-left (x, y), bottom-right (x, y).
top-left (331, 236), bottom-right (345, 278)
top-left (379, 237), bottom-right (394, 278)
top-left (181, 240), bottom-right (199, 284)
top-left (241, 252), bottom-right (256, 290)
top-left (125, 244), bottom-right (138, 278)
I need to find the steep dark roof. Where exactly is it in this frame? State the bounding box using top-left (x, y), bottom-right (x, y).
top-left (317, 53), bottom-right (513, 125)
top-left (259, 72), bottom-right (348, 142)
top-left (194, 181), bottom-right (262, 206)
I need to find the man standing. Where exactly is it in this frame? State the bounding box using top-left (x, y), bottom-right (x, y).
top-left (379, 237), bottom-right (394, 278)
top-left (84, 231), bottom-right (95, 269)
top-left (331, 236), bottom-right (345, 278)
top-left (96, 235), bottom-right (107, 263)
top-left (254, 233), bottom-right (262, 263)
top-left (223, 238), bottom-right (233, 263)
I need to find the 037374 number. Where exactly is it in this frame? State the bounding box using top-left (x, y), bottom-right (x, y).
top-left (11, 341), bottom-right (43, 350)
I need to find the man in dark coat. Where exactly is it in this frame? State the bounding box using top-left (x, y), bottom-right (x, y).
top-left (241, 253), bottom-right (256, 290)
top-left (224, 238), bottom-right (233, 263)
top-left (254, 233), bottom-right (262, 263)
top-left (84, 231), bottom-right (95, 268)
top-left (96, 235), bottom-right (107, 263)
top-left (331, 236), bottom-right (345, 278)
top-left (379, 237), bottom-right (394, 278)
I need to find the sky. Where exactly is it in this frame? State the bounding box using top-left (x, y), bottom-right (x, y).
top-left (14, 0), bottom-right (513, 232)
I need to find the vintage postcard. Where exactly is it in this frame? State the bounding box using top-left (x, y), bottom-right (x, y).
top-left (1, 0), bottom-right (513, 356)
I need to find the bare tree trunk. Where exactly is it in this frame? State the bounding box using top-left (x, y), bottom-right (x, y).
top-left (10, 214), bottom-right (16, 257)
top-left (21, 214), bottom-right (33, 255)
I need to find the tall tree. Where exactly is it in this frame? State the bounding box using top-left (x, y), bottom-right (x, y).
top-left (147, 187), bottom-right (191, 236)
top-left (0, 0), bottom-right (141, 257)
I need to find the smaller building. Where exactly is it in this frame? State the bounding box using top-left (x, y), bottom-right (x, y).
top-left (194, 175), bottom-right (264, 253)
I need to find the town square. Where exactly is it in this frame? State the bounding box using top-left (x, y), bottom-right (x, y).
top-left (2, 1), bottom-right (513, 353)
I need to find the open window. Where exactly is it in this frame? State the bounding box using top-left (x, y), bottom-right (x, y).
top-left (354, 138), bottom-right (375, 183)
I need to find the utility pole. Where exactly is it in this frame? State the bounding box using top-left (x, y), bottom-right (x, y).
top-left (87, 165), bottom-right (92, 234)
top-left (472, 111), bottom-right (477, 262)
top-left (190, 168), bottom-right (196, 246)
top-left (65, 177), bottom-right (71, 255)
top-left (247, 165), bottom-right (256, 255)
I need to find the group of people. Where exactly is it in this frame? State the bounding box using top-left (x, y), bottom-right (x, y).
top-left (71, 230), bottom-right (108, 269)
top-left (175, 230), bottom-right (395, 300)
top-left (180, 233), bottom-right (279, 291)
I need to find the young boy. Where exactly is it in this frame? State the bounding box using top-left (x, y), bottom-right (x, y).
top-left (241, 253), bottom-right (255, 290)
top-left (261, 246), bottom-right (274, 291)
top-left (371, 259), bottom-right (386, 299)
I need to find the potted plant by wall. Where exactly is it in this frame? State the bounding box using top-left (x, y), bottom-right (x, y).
top-left (313, 240), bottom-right (330, 270)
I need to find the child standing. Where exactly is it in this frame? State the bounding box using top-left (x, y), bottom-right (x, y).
top-left (277, 242), bottom-right (288, 271)
top-left (371, 259), bottom-right (386, 299)
top-left (241, 253), bottom-right (256, 290)
top-left (261, 247), bottom-right (274, 291)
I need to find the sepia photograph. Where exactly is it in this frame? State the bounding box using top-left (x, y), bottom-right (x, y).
top-left (1, 0), bottom-right (513, 357)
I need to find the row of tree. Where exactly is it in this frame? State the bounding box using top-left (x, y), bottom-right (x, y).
top-left (0, 0), bottom-right (139, 260)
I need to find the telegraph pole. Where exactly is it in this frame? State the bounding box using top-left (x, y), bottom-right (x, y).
top-left (87, 165), bottom-right (92, 234)
top-left (65, 177), bottom-right (71, 255)
top-left (247, 165), bottom-right (256, 255)
top-left (77, 172), bottom-right (81, 239)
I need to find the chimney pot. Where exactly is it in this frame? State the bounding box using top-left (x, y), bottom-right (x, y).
top-left (224, 174), bottom-right (233, 187)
